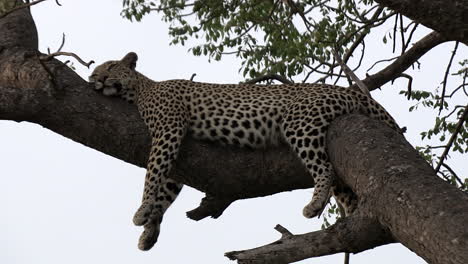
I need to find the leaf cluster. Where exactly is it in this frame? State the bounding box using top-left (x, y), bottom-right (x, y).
top-left (121, 0), bottom-right (386, 82)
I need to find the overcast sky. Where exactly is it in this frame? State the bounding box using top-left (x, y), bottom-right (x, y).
top-left (1, 1), bottom-right (466, 263)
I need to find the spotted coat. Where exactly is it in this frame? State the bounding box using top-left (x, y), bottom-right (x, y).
top-left (89, 52), bottom-right (401, 250)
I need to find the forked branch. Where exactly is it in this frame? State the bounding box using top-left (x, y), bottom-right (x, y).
top-left (40, 33), bottom-right (95, 68)
top-left (351, 31), bottom-right (450, 91)
top-left (225, 216), bottom-right (394, 264)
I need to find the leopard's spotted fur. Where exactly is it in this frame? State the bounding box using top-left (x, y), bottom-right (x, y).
top-left (89, 52), bottom-right (401, 250)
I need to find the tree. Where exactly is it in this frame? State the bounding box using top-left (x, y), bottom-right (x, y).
top-left (0, 0), bottom-right (467, 263)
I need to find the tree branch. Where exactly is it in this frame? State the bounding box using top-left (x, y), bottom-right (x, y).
top-left (434, 104), bottom-right (468, 173)
top-left (40, 51), bottom-right (95, 68)
top-left (244, 74), bottom-right (293, 84)
top-left (225, 216), bottom-right (394, 264)
top-left (351, 31), bottom-right (450, 91)
top-left (373, 0), bottom-right (468, 45)
top-left (327, 115), bottom-right (468, 264)
top-left (0, 0), bottom-right (47, 19)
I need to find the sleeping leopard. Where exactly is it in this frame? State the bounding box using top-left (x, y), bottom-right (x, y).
top-left (88, 52), bottom-right (401, 250)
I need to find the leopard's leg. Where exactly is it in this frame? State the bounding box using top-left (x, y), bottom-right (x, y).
top-left (282, 95), bottom-right (351, 218)
top-left (137, 176), bottom-right (183, 250)
top-left (331, 181), bottom-right (357, 216)
top-left (132, 117), bottom-right (187, 250)
top-left (282, 119), bottom-right (334, 218)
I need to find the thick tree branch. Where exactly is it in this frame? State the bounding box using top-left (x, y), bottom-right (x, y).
top-left (225, 216), bottom-right (394, 264)
top-left (226, 114), bottom-right (468, 264)
top-left (327, 115), bottom-right (468, 264)
top-left (374, 0), bottom-right (468, 45)
top-left (351, 31), bottom-right (450, 91)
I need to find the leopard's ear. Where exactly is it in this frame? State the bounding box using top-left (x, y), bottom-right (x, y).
top-left (121, 52), bottom-right (138, 70)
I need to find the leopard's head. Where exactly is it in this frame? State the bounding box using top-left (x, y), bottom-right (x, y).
top-left (89, 52), bottom-right (139, 103)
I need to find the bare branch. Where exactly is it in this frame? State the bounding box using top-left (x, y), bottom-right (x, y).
top-left (40, 51), bottom-right (95, 68)
top-left (439, 41), bottom-right (460, 114)
top-left (274, 224), bottom-right (293, 239)
top-left (435, 104), bottom-right (468, 173)
top-left (373, 0), bottom-right (468, 45)
top-left (0, 0), bottom-right (50, 19)
top-left (393, 73), bottom-right (413, 99)
top-left (353, 31), bottom-right (449, 91)
top-left (150, 2), bottom-right (195, 12)
top-left (367, 56), bottom-right (398, 72)
top-left (440, 163), bottom-right (464, 188)
top-left (47, 32), bottom-right (65, 54)
top-left (225, 216), bottom-right (394, 264)
top-left (332, 49), bottom-right (370, 96)
top-left (403, 23), bottom-right (419, 52)
top-left (244, 74), bottom-right (293, 84)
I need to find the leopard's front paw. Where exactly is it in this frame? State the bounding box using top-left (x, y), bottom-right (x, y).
top-left (138, 222), bottom-right (160, 251)
top-left (133, 202), bottom-right (162, 226)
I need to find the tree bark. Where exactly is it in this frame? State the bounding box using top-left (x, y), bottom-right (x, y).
top-left (226, 217), bottom-right (395, 264)
top-left (328, 114), bottom-right (468, 264)
top-left (374, 0), bottom-right (468, 45)
top-left (226, 115), bottom-right (468, 264)
top-left (1, 3), bottom-right (467, 264)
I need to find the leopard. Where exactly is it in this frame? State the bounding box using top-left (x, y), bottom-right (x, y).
top-left (88, 52), bottom-right (402, 251)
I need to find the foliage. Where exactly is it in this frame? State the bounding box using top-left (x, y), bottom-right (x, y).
top-left (122, 0), bottom-right (391, 82)
top-left (400, 60), bottom-right (467, 191)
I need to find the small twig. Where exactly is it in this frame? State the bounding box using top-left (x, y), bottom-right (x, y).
top-left (442, 105), bottom-right (464, 119)
top-left (149, 2), bottom-right (195, 12)
top-left (38, 53), bottom-right (57, 88)
top-left (244, 74), bottom-right (293, 85)
top-left (393, 73), bottom-right (413, 99)
top-left (190, 73), bottom-right (197, 81)
top-left (435, 104), bottom-right (468, 173)
top-left (302, 63), bottom-right (324, 83)
top-left (332, 49), bottom-right (370, 96)
top-left (48, 33), bottom-right (65, 54)
top-left (0, 0), bottom-right (47, 19)
top-left (41, 52), bottom-right (95, 68)
top-left (399, 14), bottom-right (405, 55)
top-left (57, 33), bottom-right (66, 52)
top-left (352, 40), bottom-right (366, 72)
top-left (274, 224), bottom-right (293, 239)
top-left (367, 56), bottom-right (398, 72)
top-left (392, 15), bottom-right (398, 53)
top-left (403, 23), bottom-right (419, 52)
top-left (440, 163), bottom-right (464, 187)
top-left (439, 41), bottom-right (459, 114)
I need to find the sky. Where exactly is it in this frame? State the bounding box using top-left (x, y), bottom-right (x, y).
top-left (1, 0), bottom-right (466, 263)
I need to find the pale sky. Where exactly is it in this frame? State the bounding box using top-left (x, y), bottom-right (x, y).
top-left (2, 1), bottom-right (466, 263)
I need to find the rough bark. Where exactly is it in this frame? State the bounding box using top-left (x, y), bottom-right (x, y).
top-left (328, 115), bottom-right (468, 264)
top-left (1, 3), bottom-right (467, 264)
top-left (374, 0), bottom-right (468, 45)
top-left (227, 115), bottom-right (468, 264)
